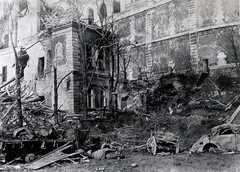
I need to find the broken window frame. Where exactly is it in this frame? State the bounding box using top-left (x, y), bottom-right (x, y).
top-left (19, 0), bottom-right (29, 17)
top-left (87, 88), bottom-right (107, 109)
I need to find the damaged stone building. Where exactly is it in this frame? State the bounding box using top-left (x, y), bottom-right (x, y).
top-left (0, 0), bottom-right (111, 115)
top-left (79, 0), bottom-right (240, 79)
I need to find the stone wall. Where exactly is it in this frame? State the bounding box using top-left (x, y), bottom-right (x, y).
top-left (111, 0), bottom-right (240, 79)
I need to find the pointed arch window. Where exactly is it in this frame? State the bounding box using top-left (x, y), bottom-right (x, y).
top-left (100, 2), bottom-right (107, 18)
top-left (88, 8), bottom-right (94, 25)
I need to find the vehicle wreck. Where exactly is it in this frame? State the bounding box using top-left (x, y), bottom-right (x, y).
top-left (190, 123), bottom-right (240, 154)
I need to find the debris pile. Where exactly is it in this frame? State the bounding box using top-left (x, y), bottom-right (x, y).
top-left (118, 72), bottom-right (240, 151)
top-left (0, 72), bottom-right (240, 169)
top-left (0, 101), bottom-right (57, 139)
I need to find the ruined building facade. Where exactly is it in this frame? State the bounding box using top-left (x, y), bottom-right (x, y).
top-left (0, 0), bottom-right (110, 114)
top-left (80, 0), bottom-right (240, 79)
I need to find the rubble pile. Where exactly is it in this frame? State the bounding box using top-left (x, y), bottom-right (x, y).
top-left (119, 72), bottom-right (240, 151)
top-left (0, 101), bottom-right (56, 138)
top-left (0, 72), bottom-right (240, 169)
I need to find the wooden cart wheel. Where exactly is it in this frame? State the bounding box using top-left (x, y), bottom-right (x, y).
top-left (25, 153), bottom-right (36, 163)
top-left (146, 136), bottom-right (157, 155)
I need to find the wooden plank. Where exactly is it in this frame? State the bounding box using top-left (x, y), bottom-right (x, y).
top-left (25, 142), bottom-right (84, 170)
top-left (0, 77), bottom-right (15, 89)
top-left (2, 104), bottom-right (14, 122)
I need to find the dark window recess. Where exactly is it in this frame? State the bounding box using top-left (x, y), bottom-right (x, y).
top-left (87, 89), bottom-right (94, 108)
top-left (95, 89), bottom-right (100, 108)
top-left (86, 44), bottom-right (93, 69)
top-left (3, 34), bottom-right (9, 48)
top-left (113, 0), bottom-right (120, 13)
top-left (100, 2), bottom-right (107, 18)
top-left (87, 88), bottom-right (106, 109)
top-left (99, 90), bottom-right (105, 108)
top-left (66, 80), bottom-right (70, 90)
top-left (2, 66), bottom-right (7, 82)
top-left (38, 57), bottom-right (45, 77)
top-left (98, 49), bottom-right (104, 69)
top-left (88, 8), bottom-right (94, 25)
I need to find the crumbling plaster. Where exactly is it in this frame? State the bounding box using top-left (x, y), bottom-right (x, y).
top-left (110, 0), bottom-right (240, 78)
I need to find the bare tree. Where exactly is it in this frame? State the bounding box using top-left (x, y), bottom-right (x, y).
top-left (214, 26), bottom-right (240, 75)
top-left (117, 44), bottom-right (145, 81)
top-left (0, 1), bottom-right (24, 127)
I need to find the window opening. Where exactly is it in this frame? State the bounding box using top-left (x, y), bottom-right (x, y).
top-left (3, 34), bottom-right (9, 48)
top-left (86, 44), bottom-right (93, 69)
top-left (66, 79), bottom-right (70, 90)
top-left (2, 66), bottom-right (7, 82)
top-left (87, 89), bottom-right (95, 108)
top-left (88, 8), bottom-right (94, 25)
top-left (98, 49), bottom-right (104, 69)
top-left (100, 2), bottom-right (107, 18)
top-left (100, 89), bottom-right (106, 108)
top-left (55, 42), bottom-right (63, 59)
top-left (19, 0), bottom-right (29, 16)
top-left (38, 57), bottom-right (45, 77)
top-left (113, 0), bottom-right (120, 13)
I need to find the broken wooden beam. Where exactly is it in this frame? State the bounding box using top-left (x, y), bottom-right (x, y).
top-left (25, 142), bottom-right (84, 170)
top-left (0, 77), bottom-right (15, 90)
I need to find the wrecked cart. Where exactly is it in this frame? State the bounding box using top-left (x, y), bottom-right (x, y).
top-left (0, 126), bottom-right (69, 163)
top-left (0, 137), bottom-right (68, 163)
top-left (146, 131), bottom-right (179, 155)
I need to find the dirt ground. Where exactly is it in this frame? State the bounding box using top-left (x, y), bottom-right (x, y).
top-left (2, 150), bottom-right (240, 172)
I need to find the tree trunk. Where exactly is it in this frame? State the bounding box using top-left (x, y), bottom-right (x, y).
top-left (54, 66), bottom-right (58, 124)
top-left (13, 46), bottom-right (23, 127)
top-left (109, 48), bottom-right (115, 112)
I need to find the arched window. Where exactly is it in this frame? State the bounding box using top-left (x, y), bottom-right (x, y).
top-left (55, 42), bottom-right (63, 59)
top-left (88, 8), bottom-right (94, 25)
top-left (100, 2), bottom-right (107, 18)
top-left (113, 0), bottom-right (120, 13)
